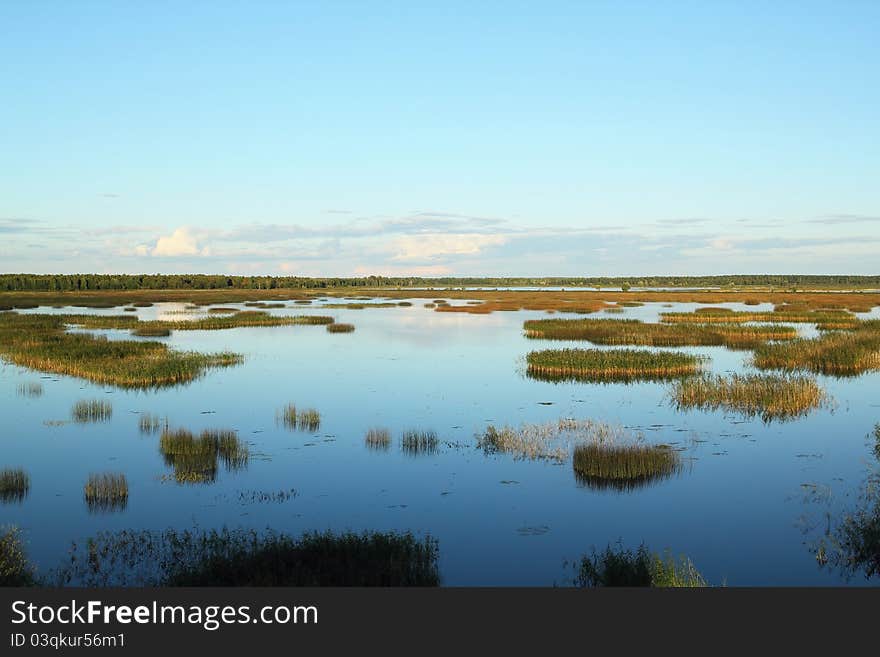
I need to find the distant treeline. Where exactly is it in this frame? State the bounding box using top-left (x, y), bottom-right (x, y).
top-left (1, 274), bottom-right (879, 292)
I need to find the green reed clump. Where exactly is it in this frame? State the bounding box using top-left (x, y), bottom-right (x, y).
top-left (71, 399), bottom-right (113, 423)
top-left (277, 404), bottom-right (321, 432)
top-left (574, 543), bottom-right (706, 587)
top-left (84, 473), bottom-right (129, 513)
top-left (0, 469), bottom-right (30, 504)
top-left (604, 307), bottom-right (625, 314)
top-left (207, 307), bottom-right (238, 313)
top-left (0, 312), bottom-right (241, 388)
top-left (123, 307), bottom-right (137, 312)
top-left (524, 318), bottom-right (797, 349)
top-left (159, 428), bottom-right (249, 484)
top-left (397, 301), bottom-right (413, 307)
top-left (132, 302), bottom-right (153, 308)
top-left (573, 443), bottom-right (681, 491)
top-left (618, 301), bottom-right (644, 307)
top-left (326, 323), bottom-right (355, 333)
top-left (1, 526), bottom-right (35, 586)
top-left (670, 373), bottom-right (826, 422)
top-left (752, 322), bottom-right (880, 376)
top-left (132, 326), bottom-right (172, 337)
top-left (16, 381), bottom-right (43, 397)
top-left (54, 528), bottom-right (440, 587)
top-left (138, 413), bottom-right (164, 434)
top-left (365, 428), bottom-right (391, 450)
top-left (401, 430), bottom-right (439, 455)
top-left (526, 348), bottom-right (703, 383)
top-left (661, 308), bottom-right (857, 325)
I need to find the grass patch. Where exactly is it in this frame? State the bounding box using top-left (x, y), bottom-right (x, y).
top-left (477, 419), bottom-right (634, 462)
top-left (207, 307), bottom-right (238, 313)
top-left (752, 321), bottom-right (880, 376)
top-left (0, 313), bottom-right (241, 388)
top-left (670, 373), bottom-right (826, 422)
top-left (661, 309), bottom-right (857, 325)
top-left (0, 469), bottom-right (30, 504)
top-left (527, 348), bottom-right (704, 382)
top-left (1, 526), bottom-right (35, 586)
top-left (277, 404), bottom-right (321, 432)
top-left (71, 399), bottom-right (112, 423)
top-left (55, 528), bottom-right (440, 586)
top-left (16, 381), bottom-right (43, 397)
top-left (326, 323), bottom-right (355, 333)
top-left (401, 430), bottom-right (439, 456)
top-left (159, 428), bottom-right (249, 484)
top-left (365, 427), bottom-right (391, 450)
top-left (132, 326), bottom-right (171, 337)
top-left (524, 318), bottom-right (797, 348)
top-left (573, 443), bottom-right (681, 491)
top-left (138, 413), bottom-right (164, 434)
top-left (574, 543), bottom-right (706, 587)
top-left (84, 473), bottom-right (129, 513)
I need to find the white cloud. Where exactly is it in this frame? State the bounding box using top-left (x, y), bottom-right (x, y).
top-left (152, 227), bottom-right (210, 257)
top-left (390, 233), bottom-right (508, 261)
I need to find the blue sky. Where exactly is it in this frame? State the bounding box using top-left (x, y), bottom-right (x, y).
top-left (1, 1), bottom-right (878, 276)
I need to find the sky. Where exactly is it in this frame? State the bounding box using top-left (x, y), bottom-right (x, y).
top-left (1, 1), bottom-right (878, 276)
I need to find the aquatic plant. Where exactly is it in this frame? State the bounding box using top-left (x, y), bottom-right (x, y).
top-left (326, 323), bottom-right (355, 333)
top-left (752, 322), bottom-right (880, 376)
top-left (132, 326), bottom-right (172, 337)
top-left (138, 413), bottom-right (164, 434)
top-left (71, 399), bottom-right (113, 423)
top-left (573, 543), bottom-right (706, 587)
top-left (526, 348), bottom-right (704, 383)
top-left (0, 526), bottom-right (35, 586)
top-left (55, 528), bottom-right (440, 587)
top-left (670, 373), bottom-right (826, 422)
top-left (477, 419), bottom-right (631, 462)
top-left (401, 430), bottom-right (439, 455)
top-left (661, 309), bottom-right (857, 325)
top-left (207, 307), bottom-right (238, 313)
top-left (0, 469), bottom-right (30, 504)
top-left (16, 381), bottom-right (43, 397)
top-left (277, 404), bottom-right (321, 432)
top-left (83, 473), bottom-right (129, 513)
top-left (159, 428), bottom-right (249, 484)
top-left (572, 443), bottom-right (681, 491)
top-left (365, 427), bottom-right (391, 450)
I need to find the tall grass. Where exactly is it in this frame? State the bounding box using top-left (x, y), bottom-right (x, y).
top-left (71, 399), bottom-right (113, 423)
top-left (401, 430), bottom-right (439, 455)
top-left (1, 526), bottom-right (35, 586)
top-left (526, 348), bottom-right (703, 382)
top-left (661, 309), bottom-right (857, 325)
top-left (574, 543), bottom-right (706, 587)
top-left (365, 428), bottom-right (391, 450)
top-left (16, 381), bottom-right (43, 397)
top-left (277, 404), bottom-right (321, 432)
top-left (55, 528), bottom-right (440, 587)
top-left (572, 443), bottom-right (681, 491)
top-left (326, 323), bottom-right (355, 333)
top-left (132, 326), bottom-right (171, 337)
top-left (83, 473), bottom-right (129, 513)
top-left (0, 469), bottom-right (30, 504)
top-left (138, 413), bottom-right (164, 434)
top-left (752, 321), bottom-right (880, 376)
top-left (670, 373), bottom-right (826, 422)
top-left (159, 428), bottom-right (249, 484)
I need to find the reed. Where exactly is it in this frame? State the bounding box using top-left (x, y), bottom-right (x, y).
top-left (138, 413), bottom-right (164, 434)
top-left (0, 469), bottom-right (30, 504)
top-left (401, 430), bottom-right (439, 455)
top-left (0, 313), bottom-right (242, 388)
top-left (752, 322), bottom-right (880, 376)
top-left (0, 526), bottom-right (35, 586)
top-left (207, 307), bottom-right (238, 313)
top-left (478, 419), bottom-right (634, 462)
top-left (523, 318), bottom-right (797, 348)
top-left (572, 443), bottom-right (681, 491)
top-left (670, 373), bottom-right (826, 422)
top-left (16, 381), bottom-right (43, 397)
top-left (159, 428), bottom-right (249, 484)
top-left (326, 323), bottom-right (355, 333)
top-left (527, 348), bottom-right (703, 382)
top-left (661, 309), bottom-right (857, 325)
top-left (574, 543), bottom-right (706, 587)
top-left (83, 473), bottom-right (129, 512)
top-left (71, 399), bottom-right (113, 423)
top-left (277, 404), bottom-right (321, 432)
top-left (365, 427), bottom-right (392, 450)
top-left (123, 307), bottom-right (137, 312)
top-left (132, 326), bottom-right (171, 337)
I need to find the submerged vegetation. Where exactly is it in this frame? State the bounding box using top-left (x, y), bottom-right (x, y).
top-left (71, 399), bottom-right (113, 423)
top-left (83, 473), bottom-right (129, 513)
top-left (159, 428), bottom-right (249, 484)
top-left (0, 469), bottom-right (30, 504)
top-left (527, 348), bottom-right (704, 382)
top-left (278, 404), bottom-right (321, 432)
top-left (55, 528), bottom-right (440, 587)
top-left (0, 313), bottom-right (242, 388)
top-left (670, 373), bottom-right (826, 422)
top-left (401, 430), bottom-right (439, 455)
top-left (524, 318), bottom-right (797, 349)
top-left (573, 443), bottom-right (681, 491)
top-left (573, 543), bottom-right (706, 587)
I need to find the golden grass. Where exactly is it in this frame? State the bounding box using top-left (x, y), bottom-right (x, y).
top-left (365, 427), bottom-right (391, 450)
top-left (752, 321), bottom-right (880, 376)
top-left (84, 473), bottom-right (128, 512)
top-left (326, 323), bottom-right (355, 333)
top-left (527, 348), bottom-right (704, 382)
top-left (573, 443), bottom-right (681, 491)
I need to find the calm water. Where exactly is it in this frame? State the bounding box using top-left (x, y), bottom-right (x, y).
top-left (2, 299), bottom-right (879, 585)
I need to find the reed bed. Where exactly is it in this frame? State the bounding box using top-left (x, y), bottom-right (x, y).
top-left (131, 312), bottom-right (334, 331)
top-left (524, 318), bottom-right (797, 348)
top-left (71, 399), bottom-right (113, 423)
top-left (0, 468), bottom-right (30, 504)
top-left (526, 348), bottom-right (703, 383)
top-left (138, 413), bottom-right (164, 434)
top-left (326, 323), bottom-right (355, 333)
top-left (401, 430), bottom-right (439, 456)
top-left (752, 322), bottom-right (880, 376)
top-left (131, 302), bottom-right (153, 307)
top-left (572, 443), bottom-right (681, 491)
top-left (16, 381), bottom-right (43, 397)
top-left (365, 427), bottom-right (392, 450)
top-left (574, 544), bottom-right (706, 587)
top-left (132, 326), bottom-right (172, 337)
top-left (670, 373), bottom-right (826, 422)
top-left (661, 309), bottom-right (857, 325)
top-left (83, 473), bottom-right (129, 512)
top-left (207, 307), bottom-right (238, 313)
top-left (123, 307), bottom-right (137, 312)
top-left (477, 419), bottom-right (635, 462)
top-left (277, 404), bottom-right (321, 432)
top-left (159, 428), bottom-right (249, 484)
top-left (54, 528), bottom-right (440, 587)
top-left (0, 526), bottom-right (35, 586)
top-left (0, 312), bottom-right (242, 388)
